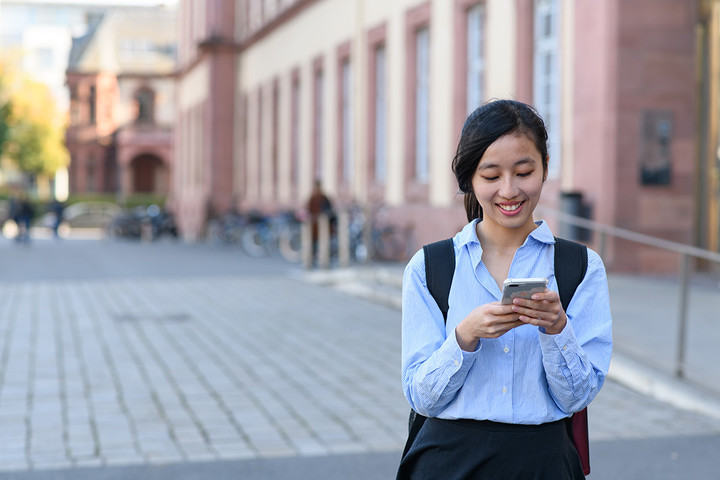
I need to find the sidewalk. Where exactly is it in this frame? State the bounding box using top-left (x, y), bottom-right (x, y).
top-left (0, 236), bottom-right (719, 479)
top-left (306, 263), bottom-right (720, 422)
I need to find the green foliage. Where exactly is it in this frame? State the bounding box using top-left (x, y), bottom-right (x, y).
top-left (0, 76), bottom-right (9, 158)
top-left (0, 62), bottom-right (69, 177)
top-left (66, 192), bottom-right (167, 209)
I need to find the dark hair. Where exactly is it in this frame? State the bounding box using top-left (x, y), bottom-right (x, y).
top-left (451, 99), bottom-right (549, 222)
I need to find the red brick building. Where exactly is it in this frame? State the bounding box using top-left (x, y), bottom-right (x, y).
top-left (65, 7), bottom-right (176, 203)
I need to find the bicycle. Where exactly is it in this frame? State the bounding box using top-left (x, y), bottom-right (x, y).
top-left (346, 204), bottom-right (412, 263)
top-left (241, 210), bottom-right (304, 262)
top-left (206, 210), bottom-right (248, 247)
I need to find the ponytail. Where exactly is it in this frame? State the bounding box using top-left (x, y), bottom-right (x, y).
top-left (463, 193), bottom-right (482, 222)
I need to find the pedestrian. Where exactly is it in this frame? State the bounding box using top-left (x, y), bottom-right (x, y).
top-left (13, 193), bottom-right (34, 243)
top-left (306, 179), bottom-right (335, 263)
top-left (48, 198), bottom-right (65, 238)
top-left (397, 99), bottom-right (612, 479)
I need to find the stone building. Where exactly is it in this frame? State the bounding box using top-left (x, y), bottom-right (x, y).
top-left (174, 0), bottom-right (720, 272)
top-left (65, 6), bottom-right (176, 203)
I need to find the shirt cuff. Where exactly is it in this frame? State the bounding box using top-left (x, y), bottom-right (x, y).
top-left (449, 327), bottom-right (481, 369)
top-left (538, 321), bottom-right (577, 363)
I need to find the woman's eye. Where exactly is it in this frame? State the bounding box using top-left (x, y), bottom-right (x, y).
top-left (517, 171), bottom-right (533, 177)
top-left (482, 176), bottom-right (499, 181)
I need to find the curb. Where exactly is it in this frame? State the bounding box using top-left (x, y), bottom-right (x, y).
top-left (607, 353), bottom-right (720, 421)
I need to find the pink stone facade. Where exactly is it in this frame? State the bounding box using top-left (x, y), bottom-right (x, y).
top-left (171, 0), bottom-right (719, 273)
top-left (572, 0), bottom-right (698, 271)
top-left (172, 0), bottom-right (238, 240)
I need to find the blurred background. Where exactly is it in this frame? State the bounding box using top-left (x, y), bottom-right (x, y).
top-left (0, 0), bottom-right (717, 274)
top-left (2, 2), bottom-right (720, 478)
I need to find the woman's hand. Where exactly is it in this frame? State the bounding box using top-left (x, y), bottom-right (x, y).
top-left (455, 302), bottom-right (523, 351)
top-left (511, 289), bottom-right (567, 335)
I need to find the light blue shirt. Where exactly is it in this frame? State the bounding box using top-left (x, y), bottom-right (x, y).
top-left (401, 219), bottom-right (613, 425)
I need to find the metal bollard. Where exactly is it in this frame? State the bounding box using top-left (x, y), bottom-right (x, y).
top-left (302, 220), bottom-right (313, 269)
top-left (318, 213), bottom-right (330, 269)
top-left (141, 219), bottom-right (153, 243)
top-left (337, 210), bottom-right (350, 267)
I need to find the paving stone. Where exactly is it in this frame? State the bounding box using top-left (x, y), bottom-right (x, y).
top-left (2, 240), bottom-right (720, 475)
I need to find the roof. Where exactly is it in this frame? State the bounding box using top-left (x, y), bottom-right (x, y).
top-left (66, 7), bottom-right (176, 75)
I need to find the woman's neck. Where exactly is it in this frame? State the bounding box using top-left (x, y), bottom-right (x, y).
top-left (476, 219), bottom-right (537, 254)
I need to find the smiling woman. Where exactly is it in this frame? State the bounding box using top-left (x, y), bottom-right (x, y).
top-left (397, 99), bottom-right (613, 480)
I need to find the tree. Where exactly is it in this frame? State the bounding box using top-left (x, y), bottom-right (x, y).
top-left (0, 75), bottom-right (10, 160)
top-left (0, 61), bottom-right (69, 180)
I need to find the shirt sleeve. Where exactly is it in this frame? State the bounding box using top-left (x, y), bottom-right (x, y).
top-left (401, 249), bottom-right (481, 417)
top-left (538, 249), bottom-right (613, 414)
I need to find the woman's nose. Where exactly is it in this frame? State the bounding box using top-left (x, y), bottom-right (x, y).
top-left (498, 177), bottom-right (519, 198)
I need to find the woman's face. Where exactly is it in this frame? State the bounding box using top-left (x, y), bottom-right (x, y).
top-left (471, 133), bottom-right (546, 234)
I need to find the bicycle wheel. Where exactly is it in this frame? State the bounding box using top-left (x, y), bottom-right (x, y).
top-left (225, 223), bottom-right (245, 247)
top-left (278, 224), bottom-right (302, 263)
top-left (241, 224), bottom-right (269, 257)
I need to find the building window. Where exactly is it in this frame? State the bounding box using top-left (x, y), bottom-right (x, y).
top-left (272, 80), bottom-right (280, 195)
top-left (290, 74), bottom-right (300, 190)
top-left (135, 88), bottom-right (155, 123)
top-left (340, 58), bottom-right (353, 185)
top-left (533, 0), bottom-right (561, 178)
top-left (374, 46), bottom-right (387, 183)
top-left (89, 85), bottom-right (96, 124)
top-left (256, 88), bottom-right (263, 192)
top-left (313, 60), bottom-right (324, 180)
top-left (87, 155), bottom-right (96, 192)
top-left (414, 26), bottom-right (430, 183)
top-left (466, 3), bottom-right (485, 114)
top-left (368, 23), bottom-right (387, 192)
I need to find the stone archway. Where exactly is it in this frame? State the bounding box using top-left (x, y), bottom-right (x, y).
top-left (130, 154), bottom-right (166, 194)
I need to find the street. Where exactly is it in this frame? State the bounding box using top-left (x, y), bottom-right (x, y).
top-left (0, 234), bottom-right (719, 479)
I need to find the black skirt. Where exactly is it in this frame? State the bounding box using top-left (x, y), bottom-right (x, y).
top-left (397, 417), bottom-right (585, 480)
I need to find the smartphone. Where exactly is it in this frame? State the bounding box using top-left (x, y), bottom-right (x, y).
top-left (501, 277), bottom-right (548, 304)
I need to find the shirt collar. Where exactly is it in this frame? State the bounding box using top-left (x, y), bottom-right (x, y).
top-left (456, 218), bottom-right (556, 253)
top-left (455, 219), bottom-right (557, 295)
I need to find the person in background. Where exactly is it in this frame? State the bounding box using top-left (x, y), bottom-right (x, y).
top-left (397, 99), bottom-right (612, 479)
top-left (14, 192), bottom-right (34, 243)
top-left (306, 180), bottom-right (335, 263)
top-left (48, 198), bottom-right (65, 238)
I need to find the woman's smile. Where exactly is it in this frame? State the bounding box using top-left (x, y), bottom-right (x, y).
top-left (497, 201), bottom-right (525, 216)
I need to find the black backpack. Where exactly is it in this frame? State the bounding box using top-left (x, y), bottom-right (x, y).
top-left (402, 237), bottom-right (590, 475)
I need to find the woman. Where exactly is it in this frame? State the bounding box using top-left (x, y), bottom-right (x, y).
top-left (398, 99), bottom-right (612, 479)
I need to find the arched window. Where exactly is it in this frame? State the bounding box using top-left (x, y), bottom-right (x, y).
top-left (135, 88), bottom-right (155, 124)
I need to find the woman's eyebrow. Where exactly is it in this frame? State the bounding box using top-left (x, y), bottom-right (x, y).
top-left (478, 158), bottom-right (537, 170)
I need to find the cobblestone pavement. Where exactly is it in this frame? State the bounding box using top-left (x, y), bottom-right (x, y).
top-left (1, 237), bottom-right (720, 475)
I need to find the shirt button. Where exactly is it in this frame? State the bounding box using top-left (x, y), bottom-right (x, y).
top-left (563, 345), bottom-right (568, 351)
top-left (503, 346), bottom-right (510, 354)
top-left (502, 386), bottom-right (507, 394)
top-left (454, 360), bottom-right (460, 367)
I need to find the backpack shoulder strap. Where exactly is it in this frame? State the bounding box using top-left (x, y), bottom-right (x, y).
top-left (423, 238), bottom-right (455, 322)
top-left (553, 237), bottom-right (588, 311)
top-left (403, 238), bottom-right (454, 458)
top-left (554, 236), bottom-right (592, 476)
